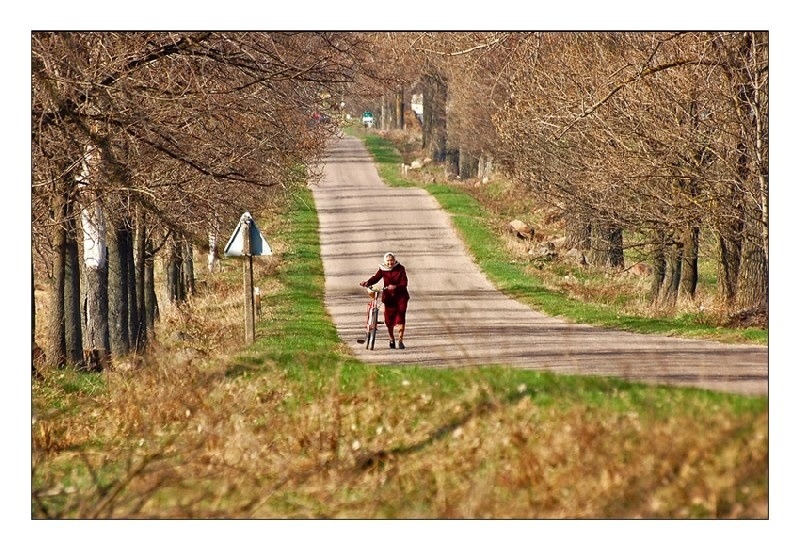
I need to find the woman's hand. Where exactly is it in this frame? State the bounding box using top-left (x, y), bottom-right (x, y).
top-left (387, 285), bottom-right (396, 290)
top-left (359, 281), bottom-right (367, 287)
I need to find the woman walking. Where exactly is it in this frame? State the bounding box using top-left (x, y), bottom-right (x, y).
top-left (360, 252), bottom-right (410, 349)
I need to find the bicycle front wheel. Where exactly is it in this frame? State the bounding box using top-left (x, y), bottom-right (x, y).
top-left (367, 307), bottom-right (379, 350)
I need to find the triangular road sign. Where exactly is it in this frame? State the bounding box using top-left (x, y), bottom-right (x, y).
top-left (223, 212), bottom-right (273, 257)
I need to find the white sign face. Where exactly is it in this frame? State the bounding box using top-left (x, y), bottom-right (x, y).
top-left (223, 212), bottom-right (273, 257)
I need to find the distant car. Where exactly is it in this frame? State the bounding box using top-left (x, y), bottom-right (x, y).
top-left (361, 111), bottom-right (374, 128)
top-left (308, 111), bottom-right (331, 128)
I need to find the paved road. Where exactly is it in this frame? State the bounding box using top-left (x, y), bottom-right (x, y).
top-left (311, 135), bottom-right (768, 396)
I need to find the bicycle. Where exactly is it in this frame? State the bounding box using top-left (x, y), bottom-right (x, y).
top-left (356, 284), bottom-right (383, 350)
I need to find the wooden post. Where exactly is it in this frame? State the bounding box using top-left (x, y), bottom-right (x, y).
top-left (242, 218), bottom-right (256, 344)
top-left (224, 211), bottom-right (270, 345)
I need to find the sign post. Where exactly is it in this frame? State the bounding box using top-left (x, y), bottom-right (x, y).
top-left (241, 218), bottom-right (255, 343)
top-left (223, 212), bottom-right (272, 344)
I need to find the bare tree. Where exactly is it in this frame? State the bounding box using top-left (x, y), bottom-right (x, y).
top-left (493, 32), bottom-right (767, 313)
top-left (32, 32), bottom-right (370, 369)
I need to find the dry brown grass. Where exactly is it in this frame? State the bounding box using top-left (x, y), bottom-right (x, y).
top-left (32, 344), bottom-right (768, 518)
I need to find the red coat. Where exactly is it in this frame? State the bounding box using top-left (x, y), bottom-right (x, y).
top-left (365, 263), bottom-right (410, 307)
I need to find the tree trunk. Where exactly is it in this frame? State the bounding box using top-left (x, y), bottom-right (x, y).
top-left (679, 226), bottom-right (699, 299)
top-left (182, 238), bottom-right (195, 297)
top-left (166, 235), bottom-right (188, 304)
top-left (444, 148), bottom-right (459, 180)
top-left (380, 93), bottom-right (388, 130)
top-left (652, 237), bottom-right (680, 308)
top-left (589, 223), bottom-right (624, 268)
top-left (166, 240), bottom-right (181, 304)
top-left (478, 154), bottom-right (494, 181)
top-left (32, 264), bottom-right (35, 345)
top-left (665, 242), bottom-right (682, 304)
top-left (423, 73), bottom-right (448, 162)
top-left (747, 32), bottom-right (769, 269)
top-left (395, 86), bottom-right (405, 130)
top-left (207, 227), bottom-right (219, 273)
top-left (79, 146), bottom-right (110, 371)
top-left (144, 240), bottom-right (159, 338)
top-left (64, 209), bottom-right (83, 365)
top-left (33, 265), bottom-right (41, 375)
top-left (608, 227), bottom-right (624, 268)
top-left (108, 221), bottom-right (131, 358)
top-left (458, 148), bottom-right (479, 179)
top-left (132, 209), bottom-right (147, 351)
top-left (735, 223), bottom-right (768, 311)
top-left (422, 77), bottom-right (433, 151)
top-left (717, 216), bottom-right (743, 308)
top-left (649, 233), bottom-right (667, 303)
top-left (50, 190), bottom-right (68, 368)
top-left (83, 264), bottom-right (110, 371)
top-left (126, 232), bottom-right (139, 350)
top-left (565, 213), bottom-right (591, 251)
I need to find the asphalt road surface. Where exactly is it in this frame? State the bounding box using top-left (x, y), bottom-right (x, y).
top-left (311, 135), bottom-right (768, 397)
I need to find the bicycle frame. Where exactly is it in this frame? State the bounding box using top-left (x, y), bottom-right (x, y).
top-left (363, 285), bottom-right (382, 350)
